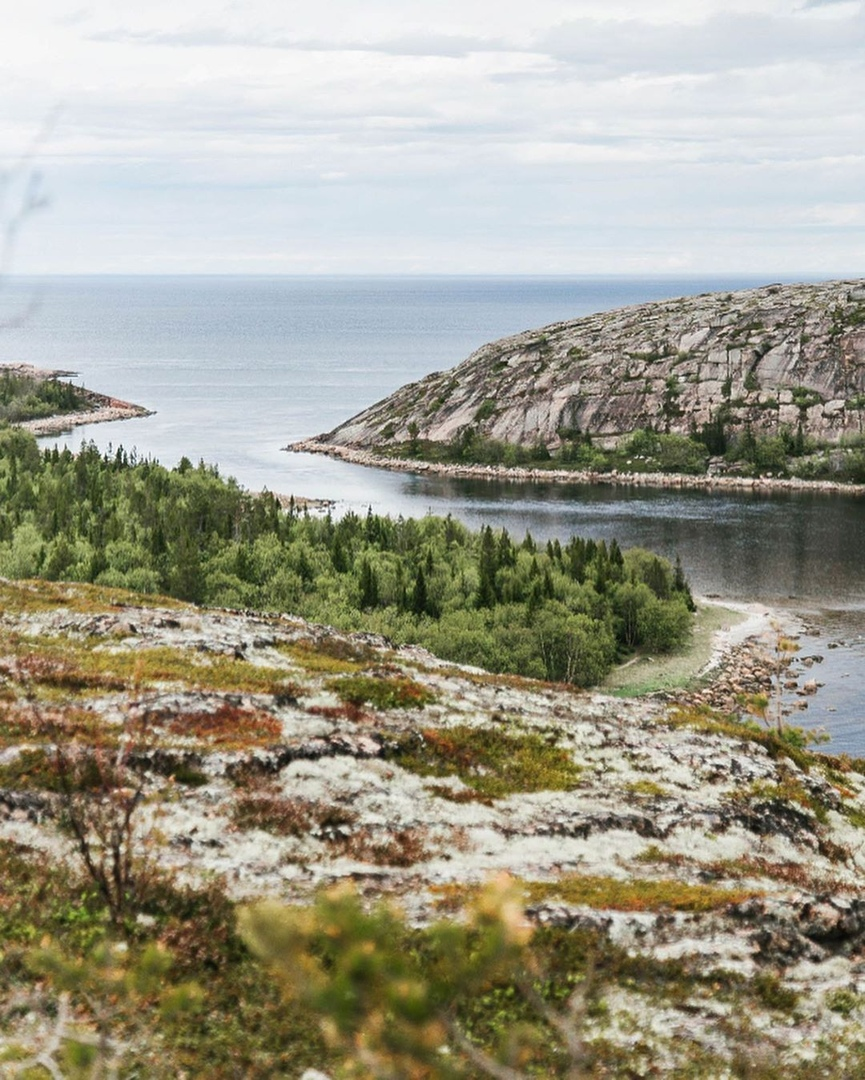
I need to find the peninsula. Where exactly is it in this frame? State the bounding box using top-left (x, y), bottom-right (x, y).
top-left (294, 278), bottom-right (865, 490)
top-left (1, 362), bottom-right (152, 435)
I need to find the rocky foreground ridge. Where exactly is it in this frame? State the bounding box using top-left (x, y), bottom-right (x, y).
top-left (4, 580), bottom-right (865, 1069)
top-left (314, 278), bottom-right (865, 452)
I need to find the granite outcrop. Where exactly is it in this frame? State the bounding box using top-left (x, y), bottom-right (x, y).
top-left (314, 279), bottom-right (865, 452)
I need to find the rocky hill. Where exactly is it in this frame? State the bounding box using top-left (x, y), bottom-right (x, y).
top-left (6, 579), bottom-right (865, 1073)
top-left (314, 279), bottom-right (865, 452)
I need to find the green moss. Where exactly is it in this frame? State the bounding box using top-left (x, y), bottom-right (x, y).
top-left (735, 776), bottom-right (829, 824)
top-left (826, 988), bottom-right (860, 1015)
top-left (525, 874), bottom-right (760, 913)
top-left (752, 972), bottom-right (799, 1012)
top-left (0, 748), bottom-right (59, 791)
top-left (326, 672), bottom-right (435, 710)
top-left (625, 779), bottom-right (670, 799)
top-left (385, 724), bottom-right (580, 798)
top-left (840, 803), bottom-right (865, 829)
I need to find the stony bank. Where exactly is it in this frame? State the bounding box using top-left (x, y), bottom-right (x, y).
top-left (3, 580), bottom-right (865, 1075)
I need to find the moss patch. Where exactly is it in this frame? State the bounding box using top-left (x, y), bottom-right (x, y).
top-left (327, 671), bottom-right (435, 710)
top-left (526, 873), bottom-right (761, 913)
top-left (385, 724), bottom-right (581, 799)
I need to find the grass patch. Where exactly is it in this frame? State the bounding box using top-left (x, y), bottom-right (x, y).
top-left (0, 703), bottom-right (116, 747)
top-left (327, 671), bottom-right (435, 710)
top-left (633, 844), bottom-right (688, 869)
top-left (526, 874), bottom-right (761, 913)
top-left (385, 724), bottom-right (581, 799)
top-left (279, 639), bottom-right (372, 675)
top-left (0, 579), bottom-right (186, 616)
top-left (602, 600), bottom-right (746, 696)
top-left (625, 780), bottom-right (670, 799)
top-left (6, 637), bottom-right (302, 698)
top-left (734, 775), bottom-right (830, 824)
top-left (664, 704), bottom-right (815, 771)
top-left (700, 855), bottom-right (844, 893)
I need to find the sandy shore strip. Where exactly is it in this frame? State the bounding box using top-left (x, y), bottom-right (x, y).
top-left (601, 597), bottom-right (800, 698)
top-left (697, 598), bottom-right (784, 675)
top-left (289, 438), bottom-right (865, 498)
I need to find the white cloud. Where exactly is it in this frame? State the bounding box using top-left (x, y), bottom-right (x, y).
top-left (2, 0), bottom-right (865, 274)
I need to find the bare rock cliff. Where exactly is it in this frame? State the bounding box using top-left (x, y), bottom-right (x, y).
top-left (317, 279), bottom-right (865, 451)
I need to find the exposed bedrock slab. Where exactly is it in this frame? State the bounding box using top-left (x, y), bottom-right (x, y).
top-left (314, 279), bottom-right (865, 450)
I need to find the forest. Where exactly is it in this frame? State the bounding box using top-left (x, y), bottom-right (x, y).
top-left (0, 371), bottom-right (88, 424)
top-left (0, 427), bottom-right (694, 686)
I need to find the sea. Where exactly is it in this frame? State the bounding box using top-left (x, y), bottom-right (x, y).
top-left (0, 273), bottom-right (863, 752)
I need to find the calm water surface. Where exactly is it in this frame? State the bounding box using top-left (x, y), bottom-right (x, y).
top-left (0, 275), bottom-right (862, 750)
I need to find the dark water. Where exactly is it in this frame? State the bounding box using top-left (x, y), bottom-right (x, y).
top-left (0, 274), bottom-right (862, 750)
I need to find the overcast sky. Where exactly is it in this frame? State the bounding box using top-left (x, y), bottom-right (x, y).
top-left (2, 0), bottom-right (864, 275)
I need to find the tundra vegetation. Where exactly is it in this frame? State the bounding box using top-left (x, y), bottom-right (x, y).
top-left (4, 428), bottom-right (864, 1077)
top-left (0, 428), bottom-right (694, 687)
top-left (0, 574), bottom-right (864, 1076)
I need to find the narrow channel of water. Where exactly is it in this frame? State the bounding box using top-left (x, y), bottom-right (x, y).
top-left (3, 274), bottom-right (861, 751)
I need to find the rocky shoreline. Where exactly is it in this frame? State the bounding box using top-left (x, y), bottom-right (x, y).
top-left (1, 362), bottom-right (153, 436)
top-left (18, 392), bottom-right (153, 436)
top-left (289, 437), bottom-right (865, 498)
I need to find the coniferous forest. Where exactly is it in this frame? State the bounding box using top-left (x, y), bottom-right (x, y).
top-left (0, 427), bottom-right (694, 686)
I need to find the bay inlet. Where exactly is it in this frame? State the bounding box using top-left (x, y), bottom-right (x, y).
top-left (1, 274), bottom-right (861, 750)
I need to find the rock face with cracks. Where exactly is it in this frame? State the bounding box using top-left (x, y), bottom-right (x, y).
top-left (311, 278), bottom-right (865, 452)
top-left (3, 579), bottom-right (865, 1069)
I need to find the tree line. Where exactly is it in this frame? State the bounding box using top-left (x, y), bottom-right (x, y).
top-left (0, 428), bottom-right (694, 686)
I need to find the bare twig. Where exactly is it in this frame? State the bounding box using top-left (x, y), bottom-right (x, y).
top-left (441, 1016), bottom-right (529, 1080)
top-left (52, 737), bottom-right (150, 927)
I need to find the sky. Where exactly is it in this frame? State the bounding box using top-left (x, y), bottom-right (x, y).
top-left (2, 0), bottom-right (864, 275)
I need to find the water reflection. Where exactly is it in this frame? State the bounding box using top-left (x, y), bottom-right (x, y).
top-left (390, 473), bottom-right (865, 608)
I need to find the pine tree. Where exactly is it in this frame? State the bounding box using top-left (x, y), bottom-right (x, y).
top-left (359, 559), bottom-right (379, 610)
top-left (412, 565), bottom-right (429, 617)
top-left (477, 526), bottom-right (499, 608)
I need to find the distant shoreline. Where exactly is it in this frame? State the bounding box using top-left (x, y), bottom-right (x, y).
top-left (289, 438), bottom-right (865, 498)
top-left (3, 362), bottom-right (154, 436)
